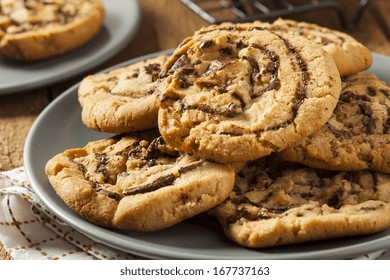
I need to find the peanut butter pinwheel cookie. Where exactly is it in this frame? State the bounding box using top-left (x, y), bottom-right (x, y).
top-left (45, 131), bottom-right (235, 231)
top-left (265, 18), bottom-right (372, 76)
top-left (78, 55), bottom-right (167, 133)
top-left (158, 23), bottom-right (341, 163)
top-left (0, 0), bottom-right (104, 61)
top-left (281, 73), bottom-right (390, 173)
top-left (210, 156), bottom-right (390, 248)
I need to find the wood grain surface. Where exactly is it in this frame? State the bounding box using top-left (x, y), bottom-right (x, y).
top-left (1, 0), bottom-right (390, 260)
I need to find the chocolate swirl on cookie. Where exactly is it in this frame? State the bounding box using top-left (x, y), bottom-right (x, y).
top-left (45, 132), bottom-right (235, 231)
top-left (72, 134), bottom-right (206, 200)
top-left (158, 23), bottom-right (341, 163)
top-left (281, 73), bottom-right (390, 173)
top-left (210, 155), bottom-right (390, 248)
top-left (78, 55), bottom-right (167, 133)
top-left (122, 160), bottom-right (203, 196)
top-left (254, 18), bottom-right (372, 76)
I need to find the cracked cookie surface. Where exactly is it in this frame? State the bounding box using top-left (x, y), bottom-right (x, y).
top-left (281, 73), bottom-right (390, 173)
top-left (0, 0), bottom-right (104, 61)
top-left (158, 22), bottom-right (341, 163)
top-left (45, 130), bottom-right (235, 231)
top-left (78, 55), bottom-right (167, 133)
top-left (210, 156), bottom-right (390, 248)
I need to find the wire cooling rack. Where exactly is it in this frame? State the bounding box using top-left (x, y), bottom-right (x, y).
top-left (180, 0), bottom-right (371, 29)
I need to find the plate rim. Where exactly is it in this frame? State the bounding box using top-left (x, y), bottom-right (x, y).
top-left (0, 0), bottom-right (141, 95)
top-left (24, 51), bottom-right (390, 260)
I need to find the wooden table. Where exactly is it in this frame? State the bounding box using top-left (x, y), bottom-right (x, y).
top-left (1, 0), bottom-right (389, 260)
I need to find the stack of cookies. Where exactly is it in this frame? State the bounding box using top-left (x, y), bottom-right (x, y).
top-left (45, 18), bottom-right (390, 249)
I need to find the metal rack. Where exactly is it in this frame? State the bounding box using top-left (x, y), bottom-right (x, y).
top-left (180, 0), bottom-right (372, 30)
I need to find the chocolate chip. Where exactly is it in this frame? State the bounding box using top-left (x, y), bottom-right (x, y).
top-left (339, 91), bottom-right (354, 102)
top-left (236, 40), bottom-right (245, 49)
top-left (300, 192), bottom-right (312, 198)
top-left (327, 187), bottom-right (344, 209)
top-left (327, 123), bottom-right (353, 138)
top-left (144, 63), bottom-right (161, 75)
top-left (359, 103), bottom-right (375, 134)
top-left (267, 63), bottom-right (276, 73)
top-left (93, 183), bottom-right (120, 200)
top-left (367, 86), bottom-right (376, 96)
top-left (199, 40), bottom-right (214, 49)
top-left (219, 47), bottom-right (234, 56)
top-left (77, 163), bottom-right (87, 175)
top-left (380, 89), bottom-right (390, 99)
top-left (272, 79), bottom-right (281, 91)
top-left (170, 54), bottom-right (192, 73)
top-left (340, 91), bottom-right (371, 102)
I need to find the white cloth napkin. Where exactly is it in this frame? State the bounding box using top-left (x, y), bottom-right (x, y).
top-left (1, 167), bottom-right (389, 260)
top-left (0, 167), bottom-right (138, 260)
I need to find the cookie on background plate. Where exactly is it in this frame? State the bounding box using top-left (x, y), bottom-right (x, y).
top-left (210, 156), bottom-right (390, 248)
top-left (158, 23), bottom-right (341, 163)
top-left (0, 0), bottom-right (105, 61)
top-left (266, 18), bottom-right (372, 76)
top-left (45, 130), bottom-right (235, 232)
top-left (78, 55), bottom-right (167, 133)
top-left (281, 73), bottom-right (390, 173)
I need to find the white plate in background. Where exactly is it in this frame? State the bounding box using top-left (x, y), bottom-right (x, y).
top-left (0, 0), bottom-right (140, 95)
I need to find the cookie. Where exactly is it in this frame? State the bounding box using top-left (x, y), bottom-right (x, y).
top-left (266, 18), bottom-right (372, 76)
top-left (210, 156), bottom-right (390, 248)
top-left (45, 131), bottom-right (235, 231)
top-left (78, 55), bottom-right (167, 133)
top-left (281, 73), bottom-right (390, 173)
top-left (0, 0), bottom-right (104, 61)
top-left (157, 23), bottom-right (341, 163)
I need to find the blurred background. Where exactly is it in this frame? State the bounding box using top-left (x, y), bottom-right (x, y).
top-left (132, 0), bottom-right (390, 56)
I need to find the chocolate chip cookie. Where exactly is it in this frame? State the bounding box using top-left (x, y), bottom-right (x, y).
top-left (78, 55), bottom-right (167, 133)
top-left (210, 156), bottom-right (390, 248)
top-left (0, 0), bottom-right (104, 61)
top-left (265, 18), bottom-right (372, 76)
top-left (45, 131), bottom-right (235, 231)
top-left (158, 23), bottom-right (341, 163)
top-left (281, 73), bottom-right (390, 173)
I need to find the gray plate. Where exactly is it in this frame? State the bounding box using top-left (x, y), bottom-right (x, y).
top-left (0, 0), bottom-right (140, 95)
top-left (24, 52), bottom-right (390, 259)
